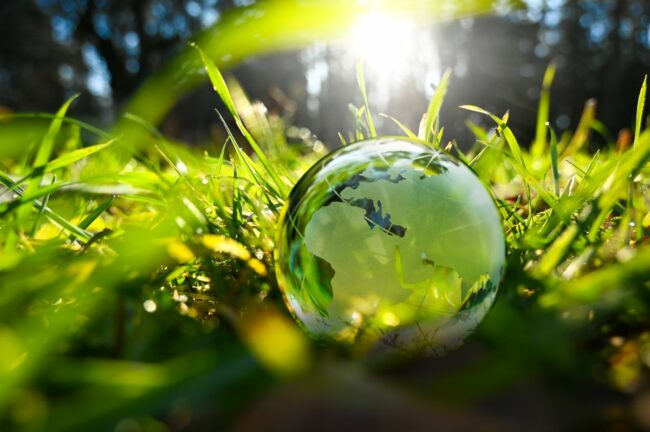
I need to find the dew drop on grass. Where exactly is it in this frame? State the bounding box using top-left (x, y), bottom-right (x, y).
top-left (275, 137), bottom-right (506, 357)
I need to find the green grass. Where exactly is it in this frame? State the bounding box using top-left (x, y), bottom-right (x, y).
top-left (1, 32), bottom-right (649, 432)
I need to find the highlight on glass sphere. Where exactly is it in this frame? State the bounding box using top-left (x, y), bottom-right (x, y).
top-left (275, 137), bottom-right (505, 357)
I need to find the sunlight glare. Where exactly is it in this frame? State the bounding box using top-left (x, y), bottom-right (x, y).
top-left (349, 12), bottom-right (419, 82)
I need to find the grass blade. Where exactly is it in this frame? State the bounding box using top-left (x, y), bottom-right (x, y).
top-left (420, 69), bottom-right (451, 144)
top-left (0, 171), bottom-right (92, 242)
top-left (549, 123), bottom-right (560, 196)
top-left (30, 176), bottom-right (55, 237)
top-left (634, 75), bottom-right (647, 149)
top-left (20, 139), bottom-right (116, 183)
top-left (18, 95), bottom-right (79, 231)
top-left (379, 113), bottom-right (417, 139)
top-left (564, 99), bottom-right (596, 155)
top-left (33, 95), bottom-right (80, 168)
top-left (78, 196), bottom-right (115, 230)
top-left (356, 62), bottom-right (376, 138)
top-left (192, 44), bottom-right (286, 197)
top-left (532, 63), bottom-right (556, 155)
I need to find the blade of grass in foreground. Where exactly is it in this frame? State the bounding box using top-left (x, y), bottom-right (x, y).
top-left (0, 171), bottom-right (92, 242)
top-left (193, 44), bottom-right (287, 198)
top-left (29, 176), bottom-right (55, 237)
top-left (0, 226), bottom-right (178, 412)
top-left (0, 113), bottom-right (111, 139)
top-left (16, 139), bottom-right (116, 184)
top-left (31, 95), bottom-right (79, 169)
top-left (18, 95), bottom-right (79, 229)
top-left (78, 196), bottom-right (115, 230)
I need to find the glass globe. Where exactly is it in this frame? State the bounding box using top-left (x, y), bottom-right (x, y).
top-left (275, 137), bottom-right (505, 357)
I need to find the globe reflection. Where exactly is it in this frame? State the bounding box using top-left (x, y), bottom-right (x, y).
top-left (275, 137), bottom-right (505, 357)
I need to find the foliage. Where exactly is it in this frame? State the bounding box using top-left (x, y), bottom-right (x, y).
top-left (1, 13), bottom-right (649, 432)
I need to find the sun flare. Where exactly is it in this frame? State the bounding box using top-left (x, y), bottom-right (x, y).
top-left (349, 12), bottom-right (419, 81)
top-left (345, 12), bottom-right (441, 103)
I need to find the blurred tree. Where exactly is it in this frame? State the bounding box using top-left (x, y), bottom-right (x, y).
top-left (436, 0), bottom-right (650, 144)
top-left (0, 0), bottom-right (227, 118)
top-left (0, 0), bottom-right (83, 112)
top-left (72, 0), bottom-right (211, 100)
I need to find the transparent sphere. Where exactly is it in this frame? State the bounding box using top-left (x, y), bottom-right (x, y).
top-left (275, 138), bottom-right (505, 357)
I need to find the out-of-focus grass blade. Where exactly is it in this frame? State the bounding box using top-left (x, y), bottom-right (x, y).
top-left (44, 350), bottom-right (261, 432)
top-left (0, 227), bottom-right (184, 422)
top-left (533, 225), bottom-right (578, 277)
top-left (0, 112), bottom-right (110, 139)
top-left (599, 131), bottom-right (650, 211)
top-left (584, 149), bottom-right (600, 179)
top-left (78, 196), bottom-right (115, 230)
top-left (436, 128), bottom-right (445, 148)
top-left (18, 95), bottom-right (79, 229)
top-left (214, 137), bottom-right (229, 178)
top-left (29, 176), bottom-right (55, 237)
top-left (541, 245), bottom-right (650, 307)
top-left (634, 75), bottom-right (647, 149)
top-left (33, 95), bottom-right (79, 168)
top-left (465, 120), bottom-right (489, 142)
top-left (45, 139), bottom-right (115, 173)
top-left (549, 124), bottom-right (560, 196)
top-left (420, 69), bottom-right (451, 144)
top-left (240, 309), bottom-right (311, 377)
top-left (352, 104), bottom-right (367, 140)
top-left (16, 140), bottom-right (116, 186)
top-left (0, 171), bottom-right (92, 242)
top-left (379, 113), bottom-right (418, 139)
top-left (564, 99), bottom-right (596, 155)
top-left (532, 63), bottom-right (556, 155)
top-left (231, 160), bottom-right (242, 239)
top-left (356, 62), bottom-right (376, 138)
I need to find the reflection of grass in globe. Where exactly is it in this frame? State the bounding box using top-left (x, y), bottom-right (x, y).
top-left (275, 137), bottom-right (506, 356)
